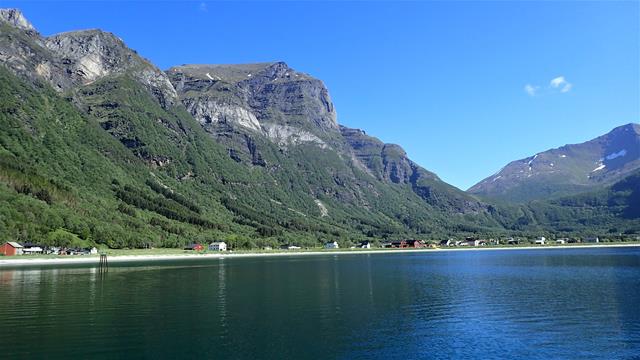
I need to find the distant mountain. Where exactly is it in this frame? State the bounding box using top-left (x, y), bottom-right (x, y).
top-left (469, 123), bottom-right (640, 202)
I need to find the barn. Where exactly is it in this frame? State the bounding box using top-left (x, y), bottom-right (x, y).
top-left (1, 242), bottom-right (24, 256)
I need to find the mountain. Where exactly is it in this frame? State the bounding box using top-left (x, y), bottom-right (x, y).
top-left (469, 123), bottom-right (640, 202)
top-left (0, 9), bottom-right (505, 249)
top-left (166, 62), bottom-right (484, 214)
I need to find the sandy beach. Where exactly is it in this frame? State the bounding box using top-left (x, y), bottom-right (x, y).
top-left (1, 243), bottom-right (639, 267)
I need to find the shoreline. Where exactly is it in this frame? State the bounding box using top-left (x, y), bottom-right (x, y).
top-left (1, 243), bottom-right (639, 268)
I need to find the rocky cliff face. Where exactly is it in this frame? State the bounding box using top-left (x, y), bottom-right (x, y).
top-left (168, 62), bottom-right (337, 136)
top-left (168, 61), bottom-right (484, 214)
top-left (340, 125), bottom-right (483, 212)
top-left (0, 8), bottom-right (35, 31)
top-left (0, 9), bottom-right (176, 107)
top-left (469, 123), bottom-right (640, 202)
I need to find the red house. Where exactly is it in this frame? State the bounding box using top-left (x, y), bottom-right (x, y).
top-left (184, 243), bottom-right (204, 251)
top-left (1, 242), bottom-right (24, 256)
top-left (390, 240), bottom-right (424, 248)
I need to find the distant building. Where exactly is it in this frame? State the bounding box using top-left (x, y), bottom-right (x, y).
top-left (390, 240), bottom-right (424, 248)
top-left (556, 239), bottom-right (566, 244)
top-left (584, 237), bottom-right (599, 243)
top-left (184, 243), bottom-right (204, 251)
top-left (467, 239), bottom-right (486, 247)
top-left (0, 242), bottom-right (23, 256)
top-left (209, 242), bottom-right (227, 251)
top-left (439, 239), bottom-right (453, 247)
top-left (506, 237), bottom-right (519, 245)
top-left (90, 247), bottom-right (99, 255)
top-left (324, 241), bottom-right (339, 249)
top-left (22, 246), bottom-right (43, 254)
top-left (280, 245), bottom-right (301, 250)
top-left (360, 241), bottom-right (371, 249)
top-left (534, 237), bottom-right (546, 245)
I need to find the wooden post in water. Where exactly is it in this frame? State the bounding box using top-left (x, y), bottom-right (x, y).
top-left (99, 253), bottom-right (108, 272)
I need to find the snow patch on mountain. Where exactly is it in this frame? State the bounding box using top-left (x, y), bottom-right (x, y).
top-left (592, 163), bottom-right (606, 172)
top-left (605, 149), bottom-right (627, 161)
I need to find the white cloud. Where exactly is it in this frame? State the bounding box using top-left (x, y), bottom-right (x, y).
top-left (550, 76), bottom-right (572, 93)
top-left (524, 84), bottom-right (539, 96)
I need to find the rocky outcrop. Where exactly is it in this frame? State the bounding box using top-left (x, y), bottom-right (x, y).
top-left (0, 10), bottom-right (177, 108)
top-left (45, 30), bottom-right (177, 107)
top-left (167, 62), bottom-right (338, 167)
top-left (167, 62), bottom-right (338, 137)
top-left (182, 98), bottom-right (261, 131)
top-left (263, 124), bottom-right (328, 149)
top-left (0, 8), bottom-right (34, 31)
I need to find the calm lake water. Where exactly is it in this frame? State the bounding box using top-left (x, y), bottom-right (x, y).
top-left (1, 247), bottom-right (640, 359)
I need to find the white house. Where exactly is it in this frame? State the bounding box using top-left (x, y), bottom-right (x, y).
top-left (90, 247), bottom-right (99, 255)
top-left (22, 246), bottom-right (43, 254)
top-left (534, 237), bottom-right (546, 245)
top-left (209, 242), bottom-right (227, 251)
top-left (584, 237), bottom-right (599, 243)
top-left (324, 241), bottom-right (339, 249)
top-left (466, 239), bottom-right (486, 247)
top-left (360, 241), bottom-right (371, 249)
top-left (556, 239), bottom-right (566, 244)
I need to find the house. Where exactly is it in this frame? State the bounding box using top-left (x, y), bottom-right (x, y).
top-left (280, 245), bottom-right (301, 250)
top-left (390, 240), bottom-right (424, 248)
top-left (22, 246), bottom-right (44, 254)
top-left (360, 241), bottom-right (371, 249)
top-left (324, 241), bottom-right (339, 249)
top-left (208, 242), bottom-right (227, 251)
top-left (439, 239), bottom-right (453, 247)
top-left (184, 243), bottom-right (204, 251)
top-left (90, 247), bottom-right (99, 255)
top-left (584, 237), bottom-right (599, 243)
top-left (556, 239), bottom-right (566, 244)
top-left (534, 237), bottom-right (546, 245)
top-left (507, 238), bottom-right (520, 245)
top-left (468, 239), bottom-right (486, 247)
top-left (1, 242), bottom-right (23, 256)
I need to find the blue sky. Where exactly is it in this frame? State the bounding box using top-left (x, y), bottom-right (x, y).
top-left (3, 1), bottom-right (639, 190)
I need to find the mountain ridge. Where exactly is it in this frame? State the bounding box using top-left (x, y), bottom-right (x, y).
top-left (469, 123), bottom-right (640, 202)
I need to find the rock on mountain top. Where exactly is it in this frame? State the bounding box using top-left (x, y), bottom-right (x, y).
top-left (0, 8), bottom-right (35, 31)
top-left (168, 61), bottom-right (314, 84)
